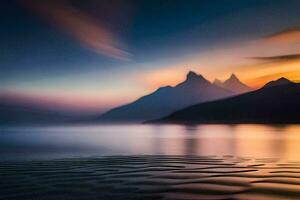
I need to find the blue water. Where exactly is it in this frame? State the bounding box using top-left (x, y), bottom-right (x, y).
top-left (1, 124), bottom-right (300, 161)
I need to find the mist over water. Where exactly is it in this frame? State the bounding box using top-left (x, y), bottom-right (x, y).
top-left (1, 124), bottom-right (300, 161)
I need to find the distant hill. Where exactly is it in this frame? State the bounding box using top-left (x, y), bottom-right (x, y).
top-left (97, 71), bottom-right (236, 122)
top-left (152, 78), bottom-right (300, 124)
top-left (213, 74), bottom-right (252, 94)
top-left (264, 77), bottom-right (294, 88)
top-left (0, 98), bottom-right (73, 125)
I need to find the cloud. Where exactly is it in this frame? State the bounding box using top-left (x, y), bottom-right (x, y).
top-left (263, 26), bottom-right (300, 44)
top-left (22, 0), bottom-right (131, 60)
top-left (251, 54), bottom-right (300, 62)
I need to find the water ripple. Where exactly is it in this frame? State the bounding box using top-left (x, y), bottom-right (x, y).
top-left (0, 156), bottom-right (300, 200)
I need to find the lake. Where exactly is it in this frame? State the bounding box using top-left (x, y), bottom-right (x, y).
top-left (2, 124), bottom-right (300, 199)
top-left (1, 124), bottom-right (300, 161)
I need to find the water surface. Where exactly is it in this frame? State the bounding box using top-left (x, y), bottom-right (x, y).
top-left (1, 124), bottom-right (300, 161)
top-left (1, 124), bottom-right (300, 199)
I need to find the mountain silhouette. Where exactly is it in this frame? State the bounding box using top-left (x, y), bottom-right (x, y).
top-left (152, 77), bottom-right (300, 124)
top-left (97, 71), bottom-right (236, 122)
top-left (263, 77), bottom-right (293, 88)
top-left (213, 73), bottom-right (252, 94)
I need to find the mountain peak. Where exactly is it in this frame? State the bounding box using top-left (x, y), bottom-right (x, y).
top-left (221, 73), bottom-right (252, 93)
top-left (229, 73), bottom-right (238, 80)
top-left (186, 71), bottom-right (206, 82)
top-left (186, 71), bottom-right (198, 79)
top-left (264, 77), bottom-right (294, 88)
top-left (278, 77), bottom-right (292, 82)
top-left (224, 73), bottom-right (244, 85)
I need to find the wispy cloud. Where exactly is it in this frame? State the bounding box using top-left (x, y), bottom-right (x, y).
top-left (22, 0), bottom-right (131, 60)
top-left (251, 54), bottom-right (300, 62)
top-left (263, 26), bottom-right (300, 44)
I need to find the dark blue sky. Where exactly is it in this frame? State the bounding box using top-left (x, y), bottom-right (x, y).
top-left (1, 0), bottom-right (300, 111)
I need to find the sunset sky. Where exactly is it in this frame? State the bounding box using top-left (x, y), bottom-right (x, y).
top-left (1, 0), bottom-right (300, 113)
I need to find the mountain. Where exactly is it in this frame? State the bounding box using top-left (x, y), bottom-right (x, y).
top-left (152, 78), bottom-right (300, 124)
top-left (264, 77), bottom-right (293, 88)
top-left (213, 73), bottom-right (252, 94)
top-left (97, 71), bottom-right (235, 122)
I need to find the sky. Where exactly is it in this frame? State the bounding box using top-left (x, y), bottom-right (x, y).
top-left (1, 0), bottom-right (300, 114)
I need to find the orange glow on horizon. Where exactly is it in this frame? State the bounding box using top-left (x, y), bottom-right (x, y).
top-left (138, 64), bottom-right (300, 90)
top-left (138, 67), bottom-right (188, 90)
top-left (237, 61), bottom-right (300, 88)
top-left (138, 62), bottom-right (300, 90)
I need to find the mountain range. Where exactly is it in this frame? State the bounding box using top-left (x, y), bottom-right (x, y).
top-left (4, 71), bottom-right (297, 125)
top-left (97, 71), bottom-right (251, 122)
top-left (152, 78), bottom-right (300, 124)
top-left (213, 74), bottom-right (252, 94)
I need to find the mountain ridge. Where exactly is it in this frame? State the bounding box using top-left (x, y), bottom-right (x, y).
top-left (264, 77), bottom-right (293, 88)
top-left (1, 71), bottom-right (253, 124)
top-left (151, 77), bottom-right (300, 124)
top-left (213, 73), bottom-right (252, 94)
top-left (97, 71), bottom-right (250, 122)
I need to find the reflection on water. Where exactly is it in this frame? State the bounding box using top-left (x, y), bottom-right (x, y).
top-left (0, 124), bottom-right (300, 160)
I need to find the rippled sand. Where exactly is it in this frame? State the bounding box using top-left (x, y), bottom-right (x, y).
top-left (1, 156), bottom-right (300, 200)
